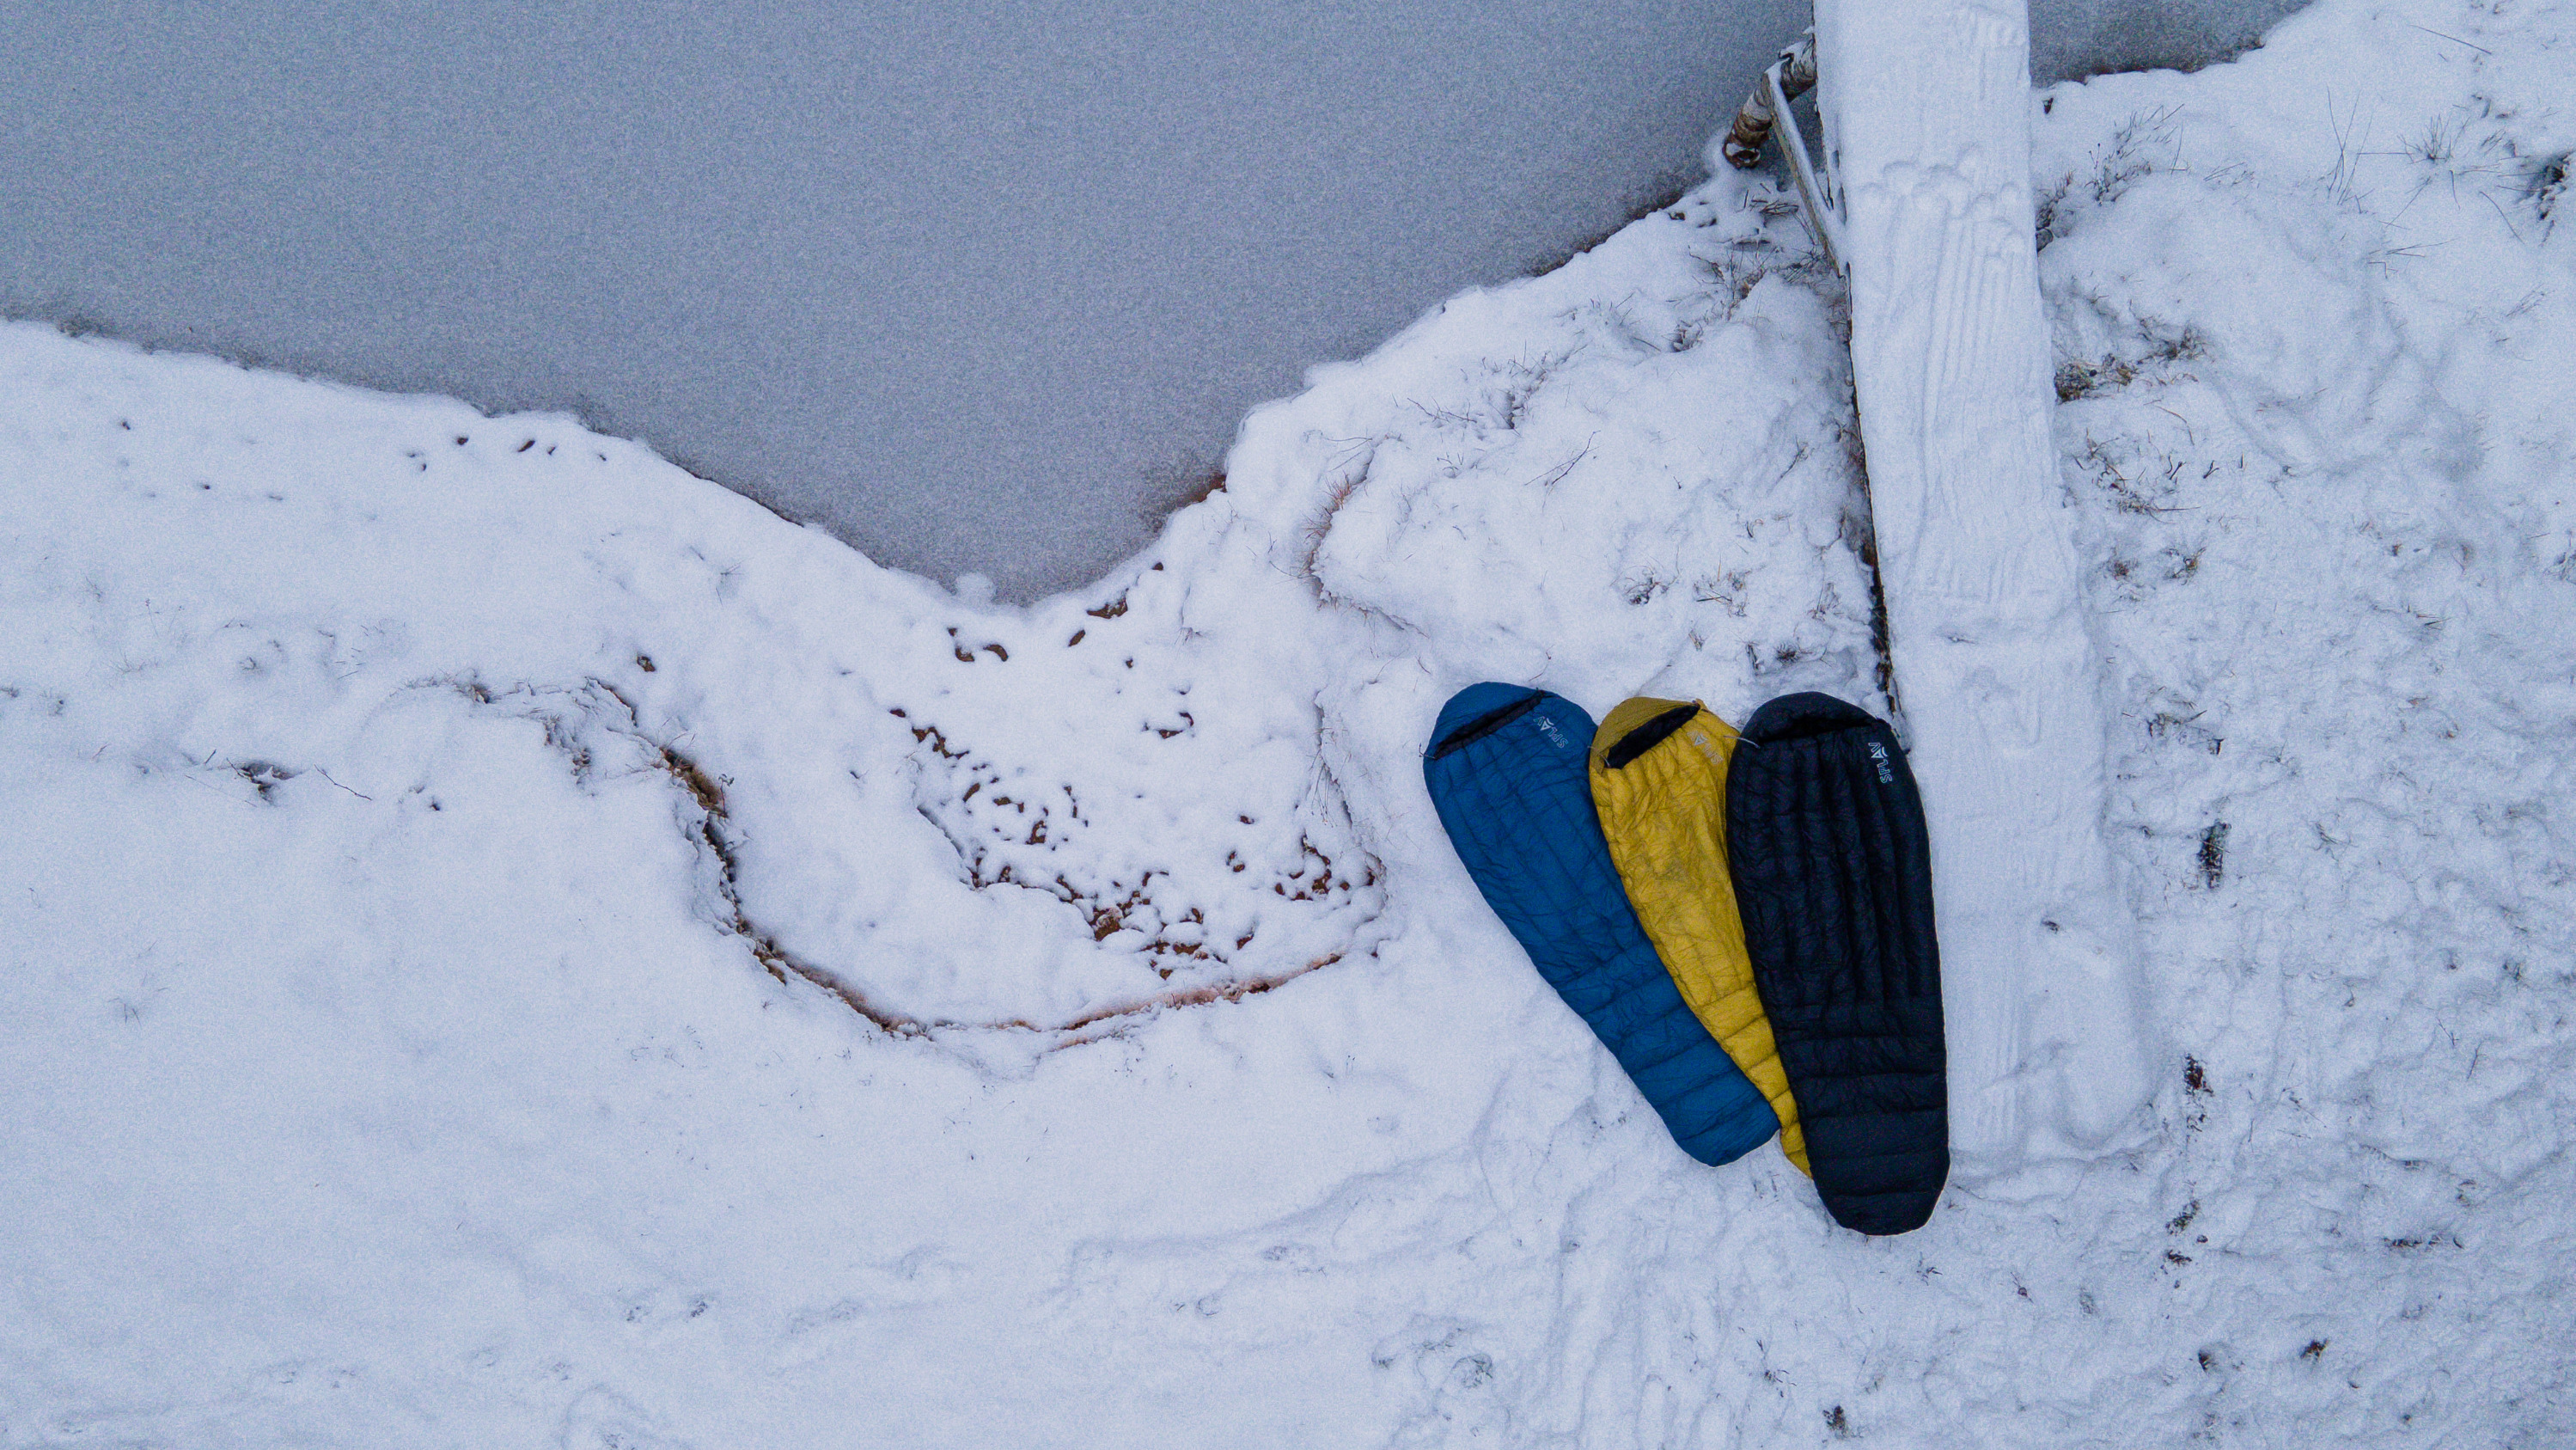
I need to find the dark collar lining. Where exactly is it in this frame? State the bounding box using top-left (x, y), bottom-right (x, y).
top-left (1602, 703), bottom-right (1700, 769)
top-left (1430, 693), bottom-right (1542, 758)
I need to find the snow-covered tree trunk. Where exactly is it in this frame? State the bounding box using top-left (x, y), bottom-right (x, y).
top-left (1815, 0), bottom-right (2155, 1173)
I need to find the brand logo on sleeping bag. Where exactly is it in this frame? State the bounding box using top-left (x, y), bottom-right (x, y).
top-left (1535, 715), bottom-right (1570, 749)
top-left (1868, 740), bottom-right (1895, 784)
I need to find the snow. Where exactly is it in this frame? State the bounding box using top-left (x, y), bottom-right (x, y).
top-left (1818, 0), bottom-right (2155, 1170)
top-left (5, 0), bottom-right (2574, 1442)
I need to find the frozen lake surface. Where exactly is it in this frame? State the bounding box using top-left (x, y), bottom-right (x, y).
top-left (2, 0), bottom-right (2299, 597)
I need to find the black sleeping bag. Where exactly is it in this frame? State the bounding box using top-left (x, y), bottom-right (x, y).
top-left (1724, 692), bottom-right (1949, 1234)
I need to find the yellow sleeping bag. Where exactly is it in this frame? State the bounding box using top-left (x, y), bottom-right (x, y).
top-left (1590, 697), bottom-right (1809, 1173)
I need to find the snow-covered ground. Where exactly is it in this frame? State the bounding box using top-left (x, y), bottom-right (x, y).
top-left (4, 0), bottom-right (2571, 1443)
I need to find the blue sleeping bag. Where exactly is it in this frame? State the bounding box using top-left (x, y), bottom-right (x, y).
top-left (1424, 683), bottom-right (1779, 1166)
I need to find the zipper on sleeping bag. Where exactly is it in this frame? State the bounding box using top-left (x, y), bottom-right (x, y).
top-left (1430, 693), bottom-right (1542, 758)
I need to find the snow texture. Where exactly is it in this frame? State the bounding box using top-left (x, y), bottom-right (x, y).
top-left (5, 0), bottom-right (2574, 1441)
top-left (1818, 0), bottom-right (2156, 1172)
